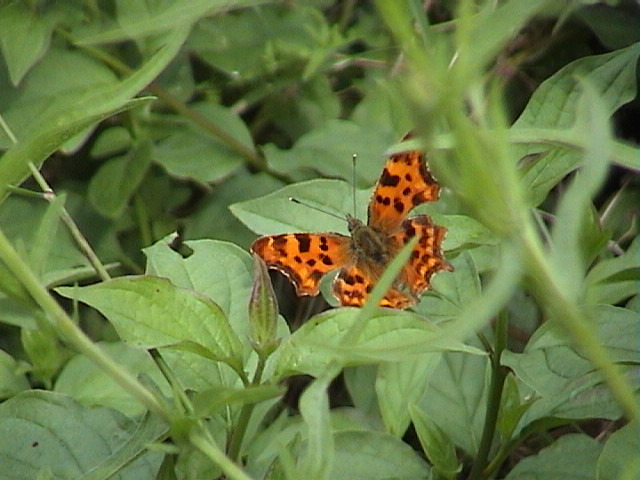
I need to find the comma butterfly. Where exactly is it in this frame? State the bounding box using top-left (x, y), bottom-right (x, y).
top-left (251, 137), bottom-right (453, 309)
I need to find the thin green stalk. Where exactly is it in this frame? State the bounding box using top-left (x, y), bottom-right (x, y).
top-left (189, 428), bottom-right (255, 480)
top-left (522, 223), bottom-right (640, 422)
top-left (0, 228), bottom-right (170, 418)
top-left (149, 348), bottom-right (194, 416)
top-left (133, 194), bottom-right (153, 248)
top-left (467, 311), bottom-right (509, 480)
top-left (27, 163), bottom-right (112, 282)
top-left (226, 356), bottom-right (267, 462)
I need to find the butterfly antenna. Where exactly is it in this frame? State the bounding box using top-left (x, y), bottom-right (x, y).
top-left (352, 153), bottom-right (357, 217)
top-left (288, 197), bottom-right (344, 221)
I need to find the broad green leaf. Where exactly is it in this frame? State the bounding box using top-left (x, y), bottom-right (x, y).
top-left (77, 0), bottom-right (259, 45)
top-left (190, 5), bottom-right (334, 80)
top-left (416, 348), bottom-right (490, 456)
top-left (328, 430), bottom-right (430, 480)
top-left (505, 434), bottom-right (602, 480)
top-left (54, 342), bottom-right (171, 417)
top-left (502, 305), bottom-right (640, 427)
top-left (597, 421), bottom-right (640, 480)
top-left (409, 404), bottom-right (460, 479)
top-left (153, 104), bottom-right (253, 184)
top-left (272, 308), bottom-right (484, 380)
top-left (512, 42), bottom-right (640, 206)
top-left (416, 251), bottom-right (482, 321)
top-left (0, 3), bottom-right (55, 85)
top-left (143, 239), bottom-right (254, 342)
top-left (0, 26), bottom-right (189, 203)
top-left (376, 353), bottom-right (441, 437)
top-left (88, 142), bottom-right (153, 218)
top-left (296, 368), bottom-right (337, 480)
top-left (0, 391), bottom-right (163, 480)
top-left (503, 305), bottom-right (640, 397)
top-left (576, 6), bottom-right (640, 49)
top-left (0, 349), bottom-right (29, 399)
top-left (192, 384), bottom-right (283, 418)
top-left (585, 237), bottom-right (640, 305)
top-left (230, 178), bottom-right (370, 236)
top-left (264, 120), bottom-right (396, 185)
top-left (56, 276), bottom-right (244, 373)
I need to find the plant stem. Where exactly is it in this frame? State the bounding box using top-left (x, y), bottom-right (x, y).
top-left (467, 311), bottom-right (509, 480)
top-left (226, 356), bottom-right (267, 462)
top-left (190, 428), bottom-right (255, 480)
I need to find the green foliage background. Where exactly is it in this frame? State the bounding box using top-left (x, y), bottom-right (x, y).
top-left (0, 1), bottom-right (638, 479)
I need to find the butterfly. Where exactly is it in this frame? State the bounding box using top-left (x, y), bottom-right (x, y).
top-left (251, 137), bottom-right (452, 309)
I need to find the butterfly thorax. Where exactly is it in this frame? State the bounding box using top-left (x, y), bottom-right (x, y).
top-left (346, 214), bottom-right (392, 265)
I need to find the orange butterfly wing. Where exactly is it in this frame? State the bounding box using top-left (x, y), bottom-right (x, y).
top-left (252, 136), bottom-right (452, 310)
top-left (251, 232), bottom-right (351, 297)
top-left (368, 148), bottom-right (440, 232)
top-left (333, 144), bottom-right (451, 309)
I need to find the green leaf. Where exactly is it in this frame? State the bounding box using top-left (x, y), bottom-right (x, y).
top-left (502, 305), bottom-right (640, 426)
top-left (296, 369), bottom-right (336, 480)
top-left (512, 42), bottom-right (640, 206)
top-left (416, 347), bottom-right (490, 456)
top-left (0, 26), bottom-right (189, 203)
top-left (376, 353), bottom-right (441, 437)
top-left (504, 434), bottom-right (602, 480)
top-left (192, 384), bottom-right (283, 418)
top-left (21, 327), bottom-right (65, 386)
top-left (467, 0), bottom-right (556, 75)
top-left (0, 390), bottom-right (163, 480)
top-left (77, 0), bottom-right (258, 45)
top-left (0, 3), bottom-right (55, 85)
top-left (549, 80), bottom-right (613, 301)
top-left (328, 430), bottom-right (430, 480)
top-left (264, 120), bottom-right (396, 185)
top-left (153, 104), bottom-right (253, 184)
top-left (143, 238), bottom-right (254, 342)
top-left (597, 421), bottom-right (640, 480)
top-left (272, 308), bottom-right (484, 380)
top-left (0, 349), bottom-right (29, 399)
top-left (190, 5), bottom-right (334, 80)
top-left (576, 6), bottom-right (640, 50)
top-left (88, 142), bottom-right (153, 218)
top-left (231, 178), bottom-right (370, 236)
top-left (56, 276), bottom-right (245, 373)
top-left (409, 404), bottom-right (460, 479)
top-left (416, 251), bottom-right (482, 321)
top-left (585, 237), bottom-right (640, 305)
top-left (54, 342), bottom-right (171, 417)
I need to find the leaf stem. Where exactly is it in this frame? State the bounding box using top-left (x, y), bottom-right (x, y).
top-left (467, 311), bottom-right (509, 480)
top-left (226, 355), bottom-right (267, 462)
top-left (189, 428), bottom-right (255, 480)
